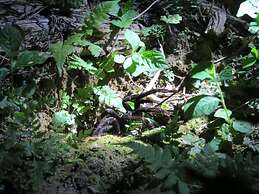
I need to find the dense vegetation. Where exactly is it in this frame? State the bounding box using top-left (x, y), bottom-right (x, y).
top-left (0, 0), bottom-right (258, 193)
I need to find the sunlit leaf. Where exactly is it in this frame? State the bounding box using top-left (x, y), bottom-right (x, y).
top-left (214, 108), bottom-right (232, 122)
top-left (88, 43), bottom-right (103, 57)
top-left (52, 110), bottom-right (75, 127)
top-left (114, 54), bottom-right (126, 64)
top-left (161, 14), bottom-right (182, 24)
top-left (236, 0), bottom-right (259, 18)
top-left (183, 95), bottom-right (220, 118)
top-left (125, 29), bottom-right (142, 51)
top-left (93, 86), bottom-right (126, 112)
top-left (112, 10), bottom-right (137, 28)
top-left (69, 55), bottom-right (98, 75)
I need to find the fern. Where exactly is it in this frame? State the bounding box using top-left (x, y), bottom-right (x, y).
top-left (128, 142), bottom-right (190, 193)
top-left (84, 0), bottom-right (120, 33)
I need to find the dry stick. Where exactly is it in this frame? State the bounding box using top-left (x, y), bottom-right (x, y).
top-left (133, 0), bottom-right (160, 20)
top-left (155, 76), bottom-right (186, 107)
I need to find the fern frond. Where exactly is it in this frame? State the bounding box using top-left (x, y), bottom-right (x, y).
top-left (85, 0), bottom-right (120, 30)
top-left (128, 142), bottom-right (184, 190)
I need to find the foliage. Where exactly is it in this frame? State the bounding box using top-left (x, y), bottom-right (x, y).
top-left (93, 85), bottom-right (126, 112)
top-left (161, 14), bottom-right (182, 24)
top-left (128, 142), bottom-right (190, 194)
top-left (0, 0), bottom-right (259, 193)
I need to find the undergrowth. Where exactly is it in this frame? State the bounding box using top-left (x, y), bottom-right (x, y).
top-left (0, 0), bottom-right (258, 193)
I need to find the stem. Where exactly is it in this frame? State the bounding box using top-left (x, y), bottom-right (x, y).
top-left (213, 64), bottom-right (231, 123)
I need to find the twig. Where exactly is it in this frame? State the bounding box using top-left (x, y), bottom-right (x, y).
top-left (133, 0), bottom-right (160, 20)
top-left (156, 76), bottom-right (186, 107)
top-left (145, 70), bottom-right (161, 92)
top-left (213, 57), bottom-right (227, 64)
top-left (123, 88), bottom-right (175, 102)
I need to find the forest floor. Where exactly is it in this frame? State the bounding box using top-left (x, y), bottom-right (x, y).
top-left (0, 0), bottom-right (259, 194)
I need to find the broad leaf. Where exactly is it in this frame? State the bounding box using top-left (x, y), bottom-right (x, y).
top-left (124, 29), bottom-right (142, 51)
top-left (93, 86), bottom-right (126, 112)
top-left (214, 108), bottom-right (232, 122)
top-left (192, 71), bottom-right (212, 80)
top-left (233, 120), bottom-right (253, 133)
top-left (248, 22), bottom-right (259, 36)
top-left (114, 54), bottom-right (126, 64)
top-left (15, 50), bottom-right (49, 67)
top-left (236, 0), bottom-right (259, 18)
top-left (191, 63), bottom-right (214, 80)
top-left (183, 95), bottom-right (220, 118)
top-left (0, 25), bottom-right (24, 57)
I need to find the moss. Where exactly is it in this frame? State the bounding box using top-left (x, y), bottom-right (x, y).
top-left (178, 117), bottom-right (208, 135)
top-left (39, 135), bottom-right (140, 194)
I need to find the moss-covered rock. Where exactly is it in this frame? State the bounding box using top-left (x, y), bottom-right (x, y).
top-left (39, 135), bottom-right (142, 194)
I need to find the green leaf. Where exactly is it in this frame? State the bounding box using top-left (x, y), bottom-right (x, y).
top-left (93, 86), bottom-right (126, 112)
top-left (0, 68), bottom-right (9, 80)
top-left (161, 14), bottom-right (182, 24)
top-left (88, 43), bottom-right (103, 57)
top-left (99, 53), bottom-right (116, 73)
top-left (52, 110), bottom-right (75, 127)
top-left (86, 0), bottom-right (120, 29)
top-left (0, 25), bottom-right (24, 57)
top-left (126, 101), bottom-right (135, 110)
top-left (214, 108), bottom-right (232, 122)
top-left (191, 63), bottom-right (213, 80)
top-left (114, 54), bottom-right (126, 64)
top-left (178, 180), bottom-right (190, 194)
top-left (15, 112), bottom-right (28, 123)
top-left (69, 55), bottom-right (98, 75)
top-left (112, 10), bottom-right (137, 28)
top-left (124, 29), bottom-right (142, 51)
top-left (142, 24), bottom-right (165, 38)
top-left (50, 41), bottom-right (74, 76)
top-left (15, 50), bottom-right (49, 67)
top-left (219, 66), bottom-right (233, 81)
top-left (251, 47), bottom-right (259, 59)
top-left (192, 71), bottom-right (212, 80)
top-left (130, 50), bottom-right (167, 77)
top-left (243, 56), bottom-right (257, 68)
top-left (183, 95), bottom-right (220, 118)
top-left (236, 0), bottom-right (259, 18)
top-left (248, 22), bottom-right (259, 35)
top-left (233, 120), bottom-right (253, 133)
